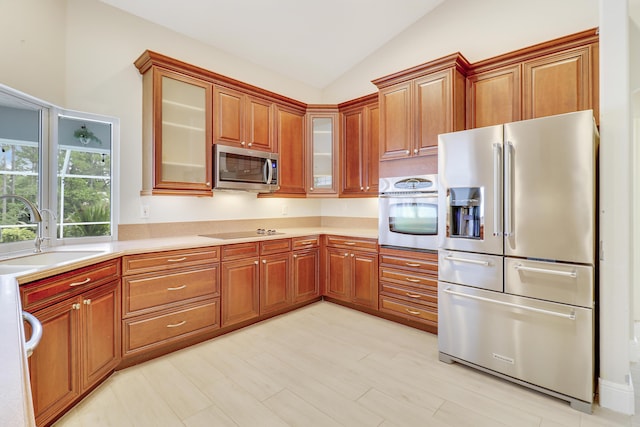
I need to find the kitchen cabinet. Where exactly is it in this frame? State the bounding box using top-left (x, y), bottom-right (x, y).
top-left (269, 104), bottom-right (307, 196)
top-left (214, 85), bottom-right (275, 152)
top-left (306, 106), bottom-right (339, 196)
top-left (466, 28), bottom-right (599, 128)
top-left (378, 247), bottom-right (438, 333)
top-left (259, 239), bottom-right (292, 314)
top-left (324, 235), bottom-right (378, 309)
top-left (466, 64), bottom-right (521, 128)
top-left (21, 259), bottom-right (121, 427)
top-left (121, 247), bottom-right (220, 358)
top-left (221, 242), bottom-right (260, 326)
top-left (292, 235), bottom-right (320, 303)
top-left (135, 51), bottom-right (213, 196)
top-left (339, 94), bottom-right (379, 197)
top-left (373, 53), bottom-right (468, 162)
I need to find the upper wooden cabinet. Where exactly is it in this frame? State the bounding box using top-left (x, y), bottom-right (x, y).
top-left (339, 94), bottom-right (379, 197)
top-left (373, 53), bottom-right (469, 162)
top-left (135, 50), bottom-right (306, 197)
top-left (214, 85), bottom-right (275, 152)
top-left (135, 55), bottom-right (214, 196)
top-left (466, 28), bottom-right (599, 128)
top-left (268, 104), bottom-right (307, 197)
top-left (306, 106), bottom-right (339, 196)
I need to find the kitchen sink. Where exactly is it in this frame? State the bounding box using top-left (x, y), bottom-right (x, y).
top-left (199, 231), bottom-right (285, 240)
top-left (0, 250), bottom-right (105, 266)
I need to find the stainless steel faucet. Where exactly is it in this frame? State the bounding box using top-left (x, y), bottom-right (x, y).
top-left (0, 194), bottom-right (44, 252)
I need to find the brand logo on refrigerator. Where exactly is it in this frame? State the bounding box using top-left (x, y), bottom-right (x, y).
top-left (492, 353), bottom-right (515, 364)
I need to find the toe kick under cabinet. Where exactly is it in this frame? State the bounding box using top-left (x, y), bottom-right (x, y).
top-left (378, 247), bottom-right (438, 333)
top-left (121, 246), bottom-right (220, 359)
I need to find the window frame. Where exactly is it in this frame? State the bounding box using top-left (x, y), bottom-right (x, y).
top-left (0, 84), bottom-right (119, 254)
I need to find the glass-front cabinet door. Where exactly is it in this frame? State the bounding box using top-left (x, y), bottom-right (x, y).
top-left (306, 108), bottom-right (338, 196)
top-left (141, 67), bottom-right (213, 196)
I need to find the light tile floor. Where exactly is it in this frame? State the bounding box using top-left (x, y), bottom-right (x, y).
top-left (55, 301), bottom-right (633, 426)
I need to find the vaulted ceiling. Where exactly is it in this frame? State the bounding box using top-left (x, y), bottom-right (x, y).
top-left (99, 0), bottom-right (444, 89)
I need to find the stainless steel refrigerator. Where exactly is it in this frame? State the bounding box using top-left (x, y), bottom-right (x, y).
top-left (437, 110), bottom-right (598, 413)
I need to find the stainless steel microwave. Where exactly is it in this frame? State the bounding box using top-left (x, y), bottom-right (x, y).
top-left (213, 144), bottom-right (279, 192)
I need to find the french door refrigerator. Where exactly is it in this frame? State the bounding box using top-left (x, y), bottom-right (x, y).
top-left (437, 110), bottom-right (598, 413)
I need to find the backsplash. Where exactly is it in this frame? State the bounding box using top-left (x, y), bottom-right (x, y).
top-left (117, 216), bottom-right (377, 240)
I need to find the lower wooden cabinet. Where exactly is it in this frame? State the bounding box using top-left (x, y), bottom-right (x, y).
top-left (23, 264), bottom-right (121, 427)
top-left (121, 247), bottom-right (220, 357)
top-left (378, 247), bottom-right (438, 333)
top-left (292, 247), bottom-right (320, 303)
top-left (222, 256), bottom-right (260, 325)
top-left (324, 235), bottom-right (378, 309)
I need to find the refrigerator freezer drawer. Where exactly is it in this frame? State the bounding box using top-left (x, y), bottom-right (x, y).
top-left (505, 258), bottom-right (594, 308)
top-left (438, 250), bottom-right (503, 292)
top-left (438, 282), bottom-right (593, 403)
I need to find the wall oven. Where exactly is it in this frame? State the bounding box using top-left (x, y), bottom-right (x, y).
top-left (379, 175), bottom-right (439, 251)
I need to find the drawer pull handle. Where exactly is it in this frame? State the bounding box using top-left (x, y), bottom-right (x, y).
top-left (299, 240), bottom-right (315, 245)
top-left (406, 262), bottom-right (421, 267)
top-left (69, 277), bottom-right (91, 287)
top-left (167, 257), bottom-right (187, 262)
top-left (167, 320), bottom-right (186, 328)
top-left (344, 242), bottom-right (356, 246)
top-left (405, 277), bottom-right (420, 283)
top-left (405, 293), bottom-right (421, 298)
top-left (405, 309), bottom-right (421, 316)
top-left (167, 285), bottom-right (187, 291)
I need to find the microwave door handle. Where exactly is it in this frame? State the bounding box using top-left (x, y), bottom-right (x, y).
top-left (264, 159), bottom-right (274, 184)
top-left (493, 143), bottom-right (502, 237)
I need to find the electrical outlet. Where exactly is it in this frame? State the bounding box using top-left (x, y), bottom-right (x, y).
top-left (140, 204), bottom-right (150, 218)
top-left (281, 204), bottom-right (288, 216)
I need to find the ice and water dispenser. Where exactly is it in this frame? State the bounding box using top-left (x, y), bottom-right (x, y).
top-left (447, 187), bottom-right (482, 239)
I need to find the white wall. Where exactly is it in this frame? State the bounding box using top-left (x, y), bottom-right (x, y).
top-left (323, 0), bottom-right (599, 103)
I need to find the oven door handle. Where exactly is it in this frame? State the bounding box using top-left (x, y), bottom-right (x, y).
top-left (443, 288), bottom-right (576, 320)
top-left (379, 193), bottom-right (437, 199)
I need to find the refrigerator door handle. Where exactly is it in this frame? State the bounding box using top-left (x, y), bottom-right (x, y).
top-left (514, 263), bottom-right (578, 278)
top-left (444, 254), bottom-right (490, 266)
top-left (442, 287), bottom-right (576, 320)
top-left (493, 143), bottom-right (502, 236)
top-left (504, 141), bottom-right (513, 237)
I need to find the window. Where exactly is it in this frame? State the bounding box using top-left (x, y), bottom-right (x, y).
top-left (0, 85), bottom-right (118, 253)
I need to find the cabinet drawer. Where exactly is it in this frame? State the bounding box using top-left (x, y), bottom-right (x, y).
top-left (124, 299), bottom-right (219, 354)
top-left (379, 253), bottom-right (438, 275)
top-left (380, 282), bottom-right (437, 305)
top-left (379, 296), bottom-right (437, 324)
top-left (325, 235), bottom-right (377, 252)
top-left (123, 247), bottom-right (219, 275)
top-left (123, 265), bottom-right (219, 316)
top-left (260, 238), bottom-right (291, 255)
top-left (221, 242), bottom-right (259, 260)
top-left (292, 235), bottom-right (320, 250)
top-left (21, 259), bottom-right (120, 310)
top-left (379, 267), bottom-right (437, 290)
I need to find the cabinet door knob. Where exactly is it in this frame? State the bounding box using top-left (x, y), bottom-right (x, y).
top-left (360, 186), bottom-right (364, 191)
top-left (241, 141), bottom-right (246, 146)
top-left (310, 187), bottom-right (314, 191)
top-left (351, 254), bottom-right (355, 257)
top-left (254, 260), bottom-right (259, 265)
top-left (72, 303), bottom-right (81, 310)
top-left (366, 186), bottom-right (370, 190)
top-left (83, 299), bottom-right (92, 305)
top-left (248, 142), bottom-right (252, 147)
top-left (344, 253), bottom-right (349, 257)
top-left (293, 254), bottom-right (298, 258)
top-left (405, 150), bottom-right (410, 155)
top-left (413, 148), bottom-right (418, 154)
top-left (262, 259), bottom-right (267, 264)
